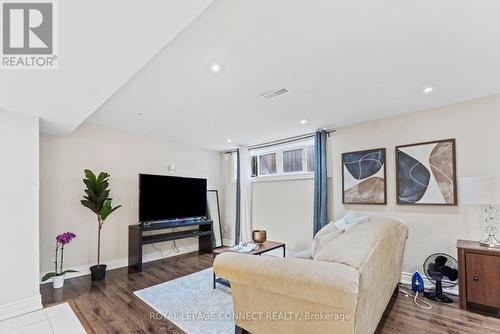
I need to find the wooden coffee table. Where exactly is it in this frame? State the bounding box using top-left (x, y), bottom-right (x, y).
top-left (213, 241), bottom-right (286, 288)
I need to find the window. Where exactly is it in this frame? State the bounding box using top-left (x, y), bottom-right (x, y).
top-left (252, 140), bottom-right (315, 179)
top-left (307, 146), bottom-right (315, 172)
top-left (283, 148), bottom-right (304, 173)
top-left (231, 140), bottom-right (315, 181)
top-left (259, 153), bottom-right (277, 175)
top-left (251, 156), bottom-right (258, 177)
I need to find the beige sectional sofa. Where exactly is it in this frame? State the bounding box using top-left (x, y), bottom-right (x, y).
top-left (213, 217), bottom-right (408, 334)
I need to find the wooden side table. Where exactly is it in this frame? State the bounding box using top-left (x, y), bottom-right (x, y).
top-left (457, 240), bottom-right (500, 317)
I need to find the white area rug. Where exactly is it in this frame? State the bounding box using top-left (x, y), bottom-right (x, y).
top-left (134, 268), bottom-right (234, 334)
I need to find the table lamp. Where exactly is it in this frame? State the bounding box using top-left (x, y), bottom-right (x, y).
top-left (460, 175), bottom-right (500, 248)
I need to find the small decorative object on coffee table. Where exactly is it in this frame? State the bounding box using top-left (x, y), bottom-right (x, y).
top-left (252, 230), bottom-right (267, 245)
top-left (213, 241), bottom-right (285, 289)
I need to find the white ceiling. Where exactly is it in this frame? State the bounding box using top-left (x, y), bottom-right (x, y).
top-left (0, 0), bottom-right (214, 134)
top-left (88, 0), bottom-right (500, 150)
top-left (3, 1), bottom-right (500, 150)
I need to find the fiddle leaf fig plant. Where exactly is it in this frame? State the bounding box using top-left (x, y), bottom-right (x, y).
top-left (81, 169), bottom-right (121, 266)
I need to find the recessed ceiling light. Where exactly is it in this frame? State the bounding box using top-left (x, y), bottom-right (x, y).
top-left (226, 139), bottom-right (232, 143)
top-left (136, 112), bottom-right (143, 116)
top-left (209, 62), bottom-right (222, 73)
top-left (299, 119), bottom-right (308, 124)
top-left (422, 86), bottom-right (435, 95)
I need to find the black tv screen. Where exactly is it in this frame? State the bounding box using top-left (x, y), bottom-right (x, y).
top-left (139, 174), bottom-right (207, 222)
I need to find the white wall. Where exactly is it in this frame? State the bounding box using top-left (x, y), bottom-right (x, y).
top-left (251, 179), bottom-right (314, 251)
top-left (220, 154), bottom-right (315, 251)
top-left (40, 123), bottom-right (222, 276)
top-left (0, 111), bottom-right (41, 320)
top-left (222, 94), bottom-right (500, 275)
top-left (333, 95), bottom-right (500, 274)
top-left (220, 147), bottom-right (332, 252)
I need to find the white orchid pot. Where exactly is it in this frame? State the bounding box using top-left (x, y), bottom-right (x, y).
top-left (53, 274), bottom-right (65, 289)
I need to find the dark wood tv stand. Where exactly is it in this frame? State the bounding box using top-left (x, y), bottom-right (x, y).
top-left (128, 219), bottom-right (213, 273)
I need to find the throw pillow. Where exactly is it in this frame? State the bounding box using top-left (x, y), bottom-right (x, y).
top-left (315, 220), bottom-right (336, 238)
top-left (333, 211), bottom-right (357, 230)
top-left (345, 216), bottom-right (370, 231)
top-left (343, 211), bottom-right (358, 224)
top-left (310, 220), bottom-right (338, 255)
top-left (312, 229), bottom-right (343, 257)
top-left (334, 215), bottom-right (370, 231)
top-left (333, 218), bottom-right (348, 231)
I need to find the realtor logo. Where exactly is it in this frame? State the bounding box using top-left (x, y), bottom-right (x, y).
top-left (1, 1), bottom-right (57, 69)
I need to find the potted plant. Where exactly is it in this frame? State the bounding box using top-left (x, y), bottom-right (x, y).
top-left (81, 169), bottom-right (121, 281)
top-left (42, 232), bottom-right (77, 288)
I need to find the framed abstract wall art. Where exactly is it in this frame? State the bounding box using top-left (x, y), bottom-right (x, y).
top-left (396, 139), bottom-right (457, 206)
top-left (342, 148), bottom-right (386, 205)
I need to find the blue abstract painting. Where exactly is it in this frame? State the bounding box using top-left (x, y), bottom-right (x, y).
top-left (396, 139), bottom-right (457, 205)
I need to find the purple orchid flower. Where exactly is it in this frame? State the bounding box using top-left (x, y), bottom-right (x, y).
top-left (41, 232), bottom-right (78, 282)
top-left (56, 232), bottom-right (77, 245)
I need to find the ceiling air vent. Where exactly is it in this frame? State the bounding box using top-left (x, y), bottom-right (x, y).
top-left (261, 88), bottom-right (289, 100)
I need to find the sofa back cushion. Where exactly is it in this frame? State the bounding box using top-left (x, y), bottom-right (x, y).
top-left (313, 217), bottom-right (404, 270)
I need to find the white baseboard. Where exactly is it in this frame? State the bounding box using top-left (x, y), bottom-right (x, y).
top-left (42, 246), bottom-right (457, 299)
top-left (40, 243), bottom-right (199, 284)
top-left (400, 272), bottom-right (459, 296)
top-left (0, 295), bottom-right (42, 321)
top-left (41, 239), bottom-right (293, 285)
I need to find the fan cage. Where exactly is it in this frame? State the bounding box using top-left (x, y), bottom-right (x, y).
top-left (423, 252), bottom-right (459, 288)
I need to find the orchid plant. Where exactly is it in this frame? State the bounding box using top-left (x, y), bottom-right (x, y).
top-left (42, 232), bottom-right (78, 282)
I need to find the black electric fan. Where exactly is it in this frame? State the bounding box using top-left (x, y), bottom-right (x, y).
top-left (422, 253), bottom-right (459, 303)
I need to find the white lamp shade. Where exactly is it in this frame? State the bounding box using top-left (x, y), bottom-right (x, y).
top-left (460, 175), bottom-right (500, 205)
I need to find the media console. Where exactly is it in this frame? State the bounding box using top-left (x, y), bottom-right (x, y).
top-left (128, 219), bottom-right (213, 273)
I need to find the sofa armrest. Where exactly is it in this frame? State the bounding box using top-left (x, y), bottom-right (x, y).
top-left (213, 253), bottom-right (359, 309)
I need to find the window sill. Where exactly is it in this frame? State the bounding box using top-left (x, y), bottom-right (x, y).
top-left (251, 173), bottom-right (314, 183)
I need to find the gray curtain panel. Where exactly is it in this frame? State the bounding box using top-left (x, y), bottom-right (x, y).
top-left (313, 130), bottom-right (328, 235)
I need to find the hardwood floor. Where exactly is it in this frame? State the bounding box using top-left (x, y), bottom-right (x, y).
top-left (41, 252), bottom-right (500, 334)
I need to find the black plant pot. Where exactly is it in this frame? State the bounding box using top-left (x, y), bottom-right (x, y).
top-left (90, 264), bottom-right (107, 281)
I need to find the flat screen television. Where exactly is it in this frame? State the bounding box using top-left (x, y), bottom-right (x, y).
top-left (139, 174), bottom-right (207, 223)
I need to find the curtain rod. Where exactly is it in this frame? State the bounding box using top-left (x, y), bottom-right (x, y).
top-left (223, 128), bottom-right (336, 154)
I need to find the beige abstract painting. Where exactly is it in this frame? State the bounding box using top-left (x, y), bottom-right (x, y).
top-left (342, 148), bottom-right (386, 205)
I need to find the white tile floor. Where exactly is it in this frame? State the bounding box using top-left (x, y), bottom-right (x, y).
top-left (0, 303), bottom-right (87, 334)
